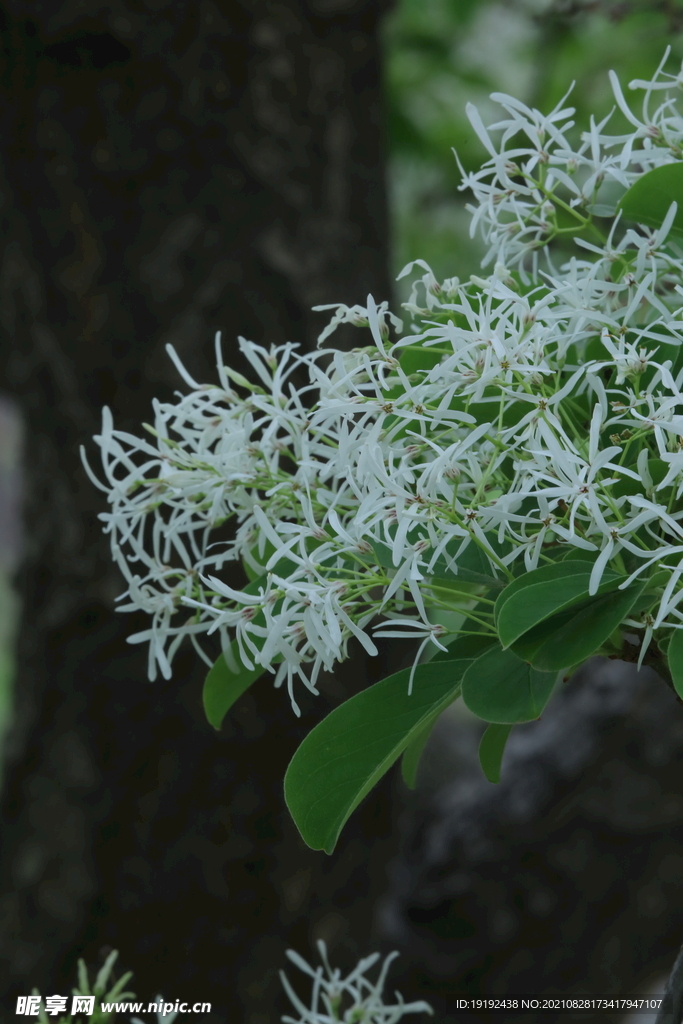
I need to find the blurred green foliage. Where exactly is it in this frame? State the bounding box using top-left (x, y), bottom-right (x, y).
top-left (383, 0), bottom-right (683, 298)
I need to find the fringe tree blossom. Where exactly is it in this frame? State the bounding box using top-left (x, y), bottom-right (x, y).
top-left (82, 50), bottom-right (683, 705)
top-left (279, 942), bottom-right (432, 1024)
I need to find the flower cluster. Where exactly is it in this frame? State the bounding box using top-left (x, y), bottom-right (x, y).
top-left (279, 942), bottom-right (432, 1024)
top-left (457, 46), bottom-right (683, 276)
top-left (83, 49), bottom-right (683, 709)
top-left (29, 943), bottom-right (421, 1024)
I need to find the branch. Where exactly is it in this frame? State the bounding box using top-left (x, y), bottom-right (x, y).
top-left (611, 638), bottom-right (681, 704)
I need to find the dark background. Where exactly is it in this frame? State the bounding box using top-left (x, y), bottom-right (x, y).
top-left (1, 2), bottom-right (683, 1023)
top-left (0, 2), bottom-right (399, 1021)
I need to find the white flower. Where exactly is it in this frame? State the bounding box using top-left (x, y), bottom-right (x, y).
top-left (312, 296), bottom-right (403, 347)
top-left (82, 51), bottom-right (683, 706)
top-left (279, 942), bottom-right (433, 1024)
top-left (373, 619), bottom-right (449, 695)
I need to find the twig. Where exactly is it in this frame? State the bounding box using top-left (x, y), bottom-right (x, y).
top-left (613, 640), bottom-right (681, 705)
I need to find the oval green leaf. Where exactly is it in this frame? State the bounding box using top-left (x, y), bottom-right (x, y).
top-left (495, 560), bottom-right (624, 650)
top-left (401, 719), bottom-right (435, 789)
top-left (285, 642), bottom-right (483, 853)
top-left (429, 538), bottom-right (510, 588)
top-left (618, 163), bottom-right (683, 235)
top-left (371, 535), bottom-right (509, 589)
top-left (400, 632), bottom-right (499, 788)
top-left (462, 645), bottom-right (557, 724)
top-left (203, 651), bottom-right (268, 731)
top-left (202, 570), bottom-right (273, 730)
top-left (479, 723), bottom-right (513, 783)
top-left (667, 628), bottom-right (683, 700)
top-left (399, 344), bottom-right (451, 376)
top-left (431, 631), bottom-right (498, 663)
top-left (512, 582), bottom-right (645, 671)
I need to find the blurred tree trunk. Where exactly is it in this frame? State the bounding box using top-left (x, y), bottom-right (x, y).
top-left (0, 2), bottom-right (398, 1020)
top-left (377, 659), bottom-right (683, 1024)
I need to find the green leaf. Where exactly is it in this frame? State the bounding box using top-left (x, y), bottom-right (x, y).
top-left (243, 550), bottom-right (311, 582)
top-left (202, 570), bottom-right (281, 730)
top-left (478, 723), bottom-right (513, 783)
top-left (461, 644), bottom-right (557, 724)
top-left (428, 580), bottom-right (481, 609)
top-left (401, 719), bottom-right (435, 789)
top-left (495, 560), bottom-right (624, 649)
top-left (403, 634), bottom-right (499, 786)
top-left (618, 163), bottom-right (683, 235)
top-left (556, 546), bottom-right (598, 562)
top-left (612, 458), bottom-right (670, 500)
top-left (511, 582), bottom-right (645, 671)
top-left (659, 633), bottom-right (672, 658)
top-left (241, 558), bottom-right (261, 583)
top-left (429, 538), bottom-right (510, 588)
top-left (203, 652), bottom-right (268, 731)
top-left (399, 344), bottom-right (451, 377)
top-left (400, 637), bottom-right (496, 789)
top-left (624, 592), bottom-right (657, 621)
top-left (371, 534), bottom-right (509, 589)
top-left (585, 336), bottom-right (611, 363)
top-left (668, 629), bottom-right (683, 700)
top-left (285, 639), bottom-right (483, 853)
top-left (431, 631), bottom-right (497, 663)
